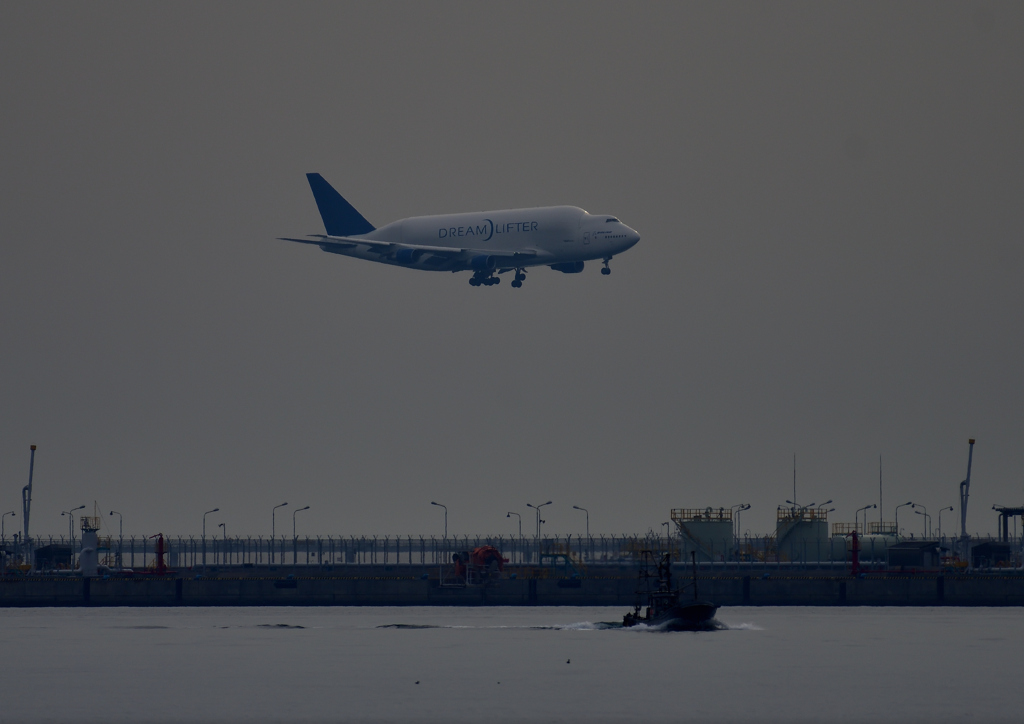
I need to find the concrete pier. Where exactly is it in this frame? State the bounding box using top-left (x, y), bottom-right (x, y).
top-left (2, 568), bottom-right (1023, 607)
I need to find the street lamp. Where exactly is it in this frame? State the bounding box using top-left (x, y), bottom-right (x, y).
top-left (526, 501), bottom-right (552, 538)
top-left (731, 504), bottom-right (751, 539)
top-left (292, 506), bottom-right (309, 566)
top-left (506, 512), bottom-right (521, 538)
top-left (937, 506), bottom-right (954, 538)
top-left (895, 501), bottom-right (913, 536)
top-left (662, 521), bottom-right (671, 551)
top-left (914, 509), bottom-right (932, 538)
top-left (203, 508), bottom-right (219, 538)
top-left (430, 502), bottom-right (447, 539)
top-left (218, 522), bottom-right (226, 565)
top-left (293, 506), bottom-right (310, 538)
top-left (787, 499), bottom-right (829, 516)
top-left (2, 511), bottom-right (15, 542)
top-left (572, 506), bottom-right (589, 539)
top-left (913, 503), bottom-right (930, 537)
top-left (203, 508), bottom-right (219, 569)
top-left (109, 510), bottom-right (123, 566)
top-left (855, 504), bottom-right (877, 534)
top-left (272, 502), bottom-right (288, 539)
top-left (61, 505), bottom-right (85, 558)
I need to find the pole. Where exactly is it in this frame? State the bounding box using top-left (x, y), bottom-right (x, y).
top-left (110, 511), bottom-right (123, 566)
top-left (572, 506), bottom-right (589, 538)
top-left (938, 506), bottom-right (953, 539)
top-left (203, 508), bottom-right (219, 571)
top-left (507, 512), bottom-right (521, 538)
top-left (431, 502), bottom-right (447, 539)
top-left (293, 506), bottom-right (310, 565)
top-left (22, 445), bottom-right (36, 565)
top-left (793, 453), bottom-right (797, 507)
top-left (527, 501), bottom-right (552, 538)
top-left (896, 502), bottom-right (913, 537)
top-left (61, 506), bottom-right (84, 568)
top-left (272, 502), bottom-right (288, 564)
top-left (272, 502), bottom-right (288, 540)
top-left (960, 439), bottom-right (976, 560)
top-left (879, 455), bottom-right (883, 527)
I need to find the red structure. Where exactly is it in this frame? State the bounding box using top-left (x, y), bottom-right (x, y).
top-left (453, 546), bottom-right (508, 579)
top-left (149, 533), bottom-right (168, 575)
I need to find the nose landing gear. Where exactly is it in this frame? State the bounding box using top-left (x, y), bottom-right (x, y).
top-left (601, 258), bottom-right (612, 275)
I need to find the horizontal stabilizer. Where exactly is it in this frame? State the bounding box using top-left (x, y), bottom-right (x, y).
top-left (306, 173), bottom-right (375, 236)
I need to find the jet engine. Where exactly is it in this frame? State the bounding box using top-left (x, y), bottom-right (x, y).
top-left (471, 254), bottom-right (496, 270)
top-left (394, 248), bottom-right (424, 264)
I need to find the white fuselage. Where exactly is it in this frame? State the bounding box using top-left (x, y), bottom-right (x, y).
top-left (322, 206), bottom-right (640, 272)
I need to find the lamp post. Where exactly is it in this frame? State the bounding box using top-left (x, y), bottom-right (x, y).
top-left (109, 510), bottom-right (123, 566)
top-left (430, 502), bottom-right (448, 539)
top-left (2, 511), bottom-right (14, 542)
top-left (572, 506), bottom-right (589, 539)
top-left (937, 506), bottom-right (954, 538)
top-left (61, 506), bottom-right (85, 564)
top-left (272, 502), bottom-right (288, 564)
top-left (272, 502), bottom-right (288, 539)
top-left (914, 509), bottom-right (932, 538)
top-left (731, 504), bottom-right (751, 541)
top-left (506, 512), bottom-right (521, 538)
top-left (218, 522), bottom-right (226, 565)
top-left (526, 501), bottom-right (552, 538)
top-left (855, 504), bottom-right (876, 534)
top-left (786, 499), bottom-right (830, 516)
top-left (913, 503), bottom-right (930, 537)
top-left (662, 521), bottom-right (671, 552)
top-left (895, 501), bottom-right (913, 537)
top-left (293, 506), bottom-right (310, 565)
top-left (293, 506), bottom-right (310, 539)
top-left (203, 507), bottom-right (219, 570)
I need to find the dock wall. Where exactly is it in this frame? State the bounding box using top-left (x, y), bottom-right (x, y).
top-left (3, 570), bottom-right (1023, 607)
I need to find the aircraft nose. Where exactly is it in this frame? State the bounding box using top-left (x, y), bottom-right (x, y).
top-left (625, 227), bottom-right (640, 248)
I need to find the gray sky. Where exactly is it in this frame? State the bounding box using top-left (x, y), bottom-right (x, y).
top-left (2, 2), bottom-right (1022, 540)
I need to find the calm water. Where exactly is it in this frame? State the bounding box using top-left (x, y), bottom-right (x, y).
top-left (0, 605), bottom-right (1018, 723)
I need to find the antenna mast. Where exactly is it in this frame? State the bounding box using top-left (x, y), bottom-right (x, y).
top-left (792, 453), bottom-right (797, 507)
top-left (22, 445), bottom-right (36, 564)
top-left (959, 439), bottom-right (976, 546)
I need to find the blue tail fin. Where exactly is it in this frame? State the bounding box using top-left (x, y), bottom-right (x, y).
top-left (305, 173), bottom-right (375, 236)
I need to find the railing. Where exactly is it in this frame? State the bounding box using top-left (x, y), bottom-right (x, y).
top-left (671, 507), bottom-right (732, 522)
top-left (778, 507), bottom-right (830, 522)
top-left (3, 532), bottom-right (1022, 571)
top-left (832, 523), bottom-right (860, 535)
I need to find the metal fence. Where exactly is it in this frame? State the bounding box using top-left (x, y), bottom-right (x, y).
top-left (3, 532), bottom-right (1023, 571)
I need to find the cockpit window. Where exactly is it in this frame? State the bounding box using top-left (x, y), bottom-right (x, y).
top-left (605, 217), bottom-right (619, 223)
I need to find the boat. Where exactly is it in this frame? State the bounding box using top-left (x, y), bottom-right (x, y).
top-left (622, 550), bottom-right (718, 631)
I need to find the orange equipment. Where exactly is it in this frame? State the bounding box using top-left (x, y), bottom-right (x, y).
top-left (452, 546), bottom-right (508, 579)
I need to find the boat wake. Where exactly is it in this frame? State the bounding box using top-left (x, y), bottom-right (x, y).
top-left (717, 621), bottom-right (762, 630)
top-left (376, 620), bottom-right (734, 632)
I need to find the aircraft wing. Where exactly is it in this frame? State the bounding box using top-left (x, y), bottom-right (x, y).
top-left (278, 234), bottom-right (538, 261)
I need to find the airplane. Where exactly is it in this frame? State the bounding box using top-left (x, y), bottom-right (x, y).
top-left (279, 174), bottom-right (640, 287)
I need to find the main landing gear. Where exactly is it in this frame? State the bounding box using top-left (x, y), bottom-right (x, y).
top-left (601, 258), bottom-right (612, 275)
top-left (469, 269), bottom-right (527, 288)
top-left (469, 271), bottom-right (500, 287)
